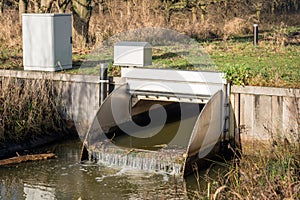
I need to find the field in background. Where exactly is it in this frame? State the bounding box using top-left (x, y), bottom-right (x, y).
top-left (0, 7), bottom-right (299, 87)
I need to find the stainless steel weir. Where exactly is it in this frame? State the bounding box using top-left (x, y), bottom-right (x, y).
top-left (82, 67), bottom-right (229, 176)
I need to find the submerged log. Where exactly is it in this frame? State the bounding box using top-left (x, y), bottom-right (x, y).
top-left (0, 153), bottom-right (56, 166)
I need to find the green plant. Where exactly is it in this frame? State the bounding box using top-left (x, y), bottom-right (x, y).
top-left (220, 64), bottom-right (251, 86)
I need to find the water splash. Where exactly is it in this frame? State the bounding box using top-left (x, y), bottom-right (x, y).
top-left (90, 144), bottom-right (186, 175)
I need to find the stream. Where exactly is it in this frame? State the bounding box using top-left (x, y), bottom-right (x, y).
top-left (0, 138), bottom-right (226, 200)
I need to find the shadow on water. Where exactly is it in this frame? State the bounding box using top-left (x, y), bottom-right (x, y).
top-left (0, 138), bottom-right (234, 199)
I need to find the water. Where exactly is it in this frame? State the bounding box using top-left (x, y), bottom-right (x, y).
top-left (0, 139), bottom-right (225, 200)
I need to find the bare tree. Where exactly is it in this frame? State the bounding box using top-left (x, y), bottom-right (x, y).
top-left (19, 0), bottom-right (28, 23)
top-left (0, 0), bottom-right (4, 15)
top-left (73, 0), bottom-right (92, 47)
top-left (54, 0), bottom-right (71, 13)
top-left (188, 0), bottom-right (224, 24)
top-left (252, 0), bottom-right (263, 22)
top-left (40, 0), bottom-right (54, 12)
top-left (160, 0), bottom-right (187, 24)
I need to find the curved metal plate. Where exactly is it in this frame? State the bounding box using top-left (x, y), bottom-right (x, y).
top-left (85, 84), bottom-right (131, 146)
top-left (187, 90), bottom-right (224, 158)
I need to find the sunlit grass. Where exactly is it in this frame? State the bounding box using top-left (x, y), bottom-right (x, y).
top-left (1, 26), bottom-right (299, 87)
top-left (204, 39), bottom-right (300, 87)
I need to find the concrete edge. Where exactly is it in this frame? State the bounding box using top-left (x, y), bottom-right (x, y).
top-left (231, 85), bottom-right (300, 97)
top-left (0, 69), bottom-right (100, 84)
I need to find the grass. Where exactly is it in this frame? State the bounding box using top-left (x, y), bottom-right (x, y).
top-left (0, 46), bottom-right (22, 70)
top-left (58, 25), bottom-right (300, 88)
top-left (1, 35), bottom-right (299, 88)
top-left (0, 78), bottom-right (70, 145)
top-left (187, 138), bottom-right (300, 199)
top-left (206, 39), bottom-right (300, 87)
top-left (0, 8), bottom-right (299, 88)
top-left (65, 36), bottom-right (300, 88)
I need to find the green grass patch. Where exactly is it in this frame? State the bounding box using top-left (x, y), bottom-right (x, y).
top-left (205, 39), bottom-right (300, 87)
top-left (1, 27), bottom-right (299, 88)
top-left (0, 45), bottom-right (22, 70)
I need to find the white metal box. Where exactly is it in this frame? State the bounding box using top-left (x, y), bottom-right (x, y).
top-left (22, 13), bottom-right (72, 71)
top-left (114, 42), bottom-right (152, 67)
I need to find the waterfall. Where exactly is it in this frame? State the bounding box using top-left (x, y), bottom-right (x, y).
top-left (90, 146), bottom-right (185, 175)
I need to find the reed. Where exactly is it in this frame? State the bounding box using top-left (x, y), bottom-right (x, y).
top-left (190, 138), bottom-right (300, 199)
top-left (0, 77), bottom-right (69, 145)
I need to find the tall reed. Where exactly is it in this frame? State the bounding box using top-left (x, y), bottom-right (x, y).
top-left (190, 138), bottom-right (300, 199)
top-left (0, 77), bottom-right (69, 144)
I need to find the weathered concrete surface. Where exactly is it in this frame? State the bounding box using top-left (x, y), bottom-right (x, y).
top-left (231, 85), bottom-right (300, 152)
top-left (0, 70), bottom-right (103, 138)
top-left (1, 70), bottom-right (299, 153)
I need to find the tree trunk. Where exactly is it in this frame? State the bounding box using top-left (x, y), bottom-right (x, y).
top-left (34, 0), bottom-right (40, 13)
top-left (162, 0), bottom-right (172, 24)
top-left (200, 5), bottom-right (207, 24)
top-left (192, 6), bottom-right (197, 23)
top-left (271, 1), bottom-right (275, 15)
top-left (98, 0), bottom-right (104, 15)
top-left (254, 2), bottom-right (263, 22)
top-left (292, 0), bottom-right (298, 11)
top-left (0, 0), bottom-right (3, 15)
top-left (19, 0), bottom-right (28, 24)
top-left (41, 0), bottom-right (54, 13)
top-left (73, 0), bottom-right (92, 47)
top-left (127, 0), bottom-right (131, 17)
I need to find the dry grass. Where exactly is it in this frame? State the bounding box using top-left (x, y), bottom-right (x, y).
top-left (223, 18), bottom-right (252, 41)
top-left (190, 138), bottom-right (300, 199)
top-left (1, 2), bottom-right (299, 49)
top-left (0, 6), bottom-right (299, 87)
top-left (0, 77), bottom-right (68, 144)
top-left (0, 9), bottom-right (21, 48)
top-left (87, 0), bottom-right (166, 48)
top-left (86, 0), bottom-right (256, 48)
top-left (0, 9), bottom-right (22, 69)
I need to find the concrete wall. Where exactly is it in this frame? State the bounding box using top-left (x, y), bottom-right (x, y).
top-left (1, 70), bottom-right (299, 148)
top-left (230, 85), bottom-right (300, 147)
top-left (0, 70), bottom-right (103, 138)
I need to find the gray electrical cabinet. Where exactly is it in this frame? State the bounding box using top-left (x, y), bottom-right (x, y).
top-left (114, 42), bottom-right (152, 67)
top-left (22, 13), bottom-right (72, 71)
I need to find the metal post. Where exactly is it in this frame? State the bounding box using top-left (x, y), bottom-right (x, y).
top-left (108, 76), bottom-right (114, 94)
top-left (100, 63), bottom-right (108, 105)
top-left (253, 24), bottom-right (258, 46)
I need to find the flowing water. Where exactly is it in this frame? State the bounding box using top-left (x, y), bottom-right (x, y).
top-left (0, 139), bottom-right (226, 200)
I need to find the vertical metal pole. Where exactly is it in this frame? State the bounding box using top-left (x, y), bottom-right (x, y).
top-left (100, 63), bottom-right (108, 106)
top-left (253, 24), bottom-right (258, 46)
top-left (225, 83), bottom-right (231, 142)
top-left (108, 76), bottom-right (114, 94)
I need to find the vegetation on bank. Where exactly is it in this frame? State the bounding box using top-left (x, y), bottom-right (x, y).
top-left (209, 38), bottom-right (300, 87)
top-left (187, 138), bottom-right (300, 199)
top-left (0, 78), bottom-right (70, 145)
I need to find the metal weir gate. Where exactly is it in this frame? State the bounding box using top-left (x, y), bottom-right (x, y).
top-left (83, 67), bottom-right (229, 176)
